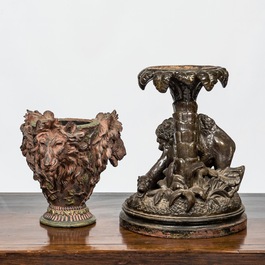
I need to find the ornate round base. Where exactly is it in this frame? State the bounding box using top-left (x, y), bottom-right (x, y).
top-left (120, 211), bottom-right (247, 239)
top-left (40, 204), bottom-right (96, 228)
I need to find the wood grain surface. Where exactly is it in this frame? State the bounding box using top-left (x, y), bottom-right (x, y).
top-left (0, 193), bottom-right (265, 265)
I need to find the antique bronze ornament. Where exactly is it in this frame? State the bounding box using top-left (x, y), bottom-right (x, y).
top-left (120, 65), bottom-right (246, 238)
top-left (21, 110), bottom-right (126, 227)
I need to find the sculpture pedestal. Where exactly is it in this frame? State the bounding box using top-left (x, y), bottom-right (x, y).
top-left (121, 65), bottom-right (246, 238)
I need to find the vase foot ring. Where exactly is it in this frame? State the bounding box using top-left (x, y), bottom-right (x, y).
top-left (120, 211), bottom-right (247, 239)
top-left (40, 204), bottom-right (96, 228)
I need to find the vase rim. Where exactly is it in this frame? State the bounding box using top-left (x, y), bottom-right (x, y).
top-left (58, 118), bottom-right (99, 128)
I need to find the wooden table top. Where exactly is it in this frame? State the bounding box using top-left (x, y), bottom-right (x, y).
top-left (0, 193), bottom-right (265, 265)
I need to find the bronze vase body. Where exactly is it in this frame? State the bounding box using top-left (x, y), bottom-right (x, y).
top-left (21, 110), bottom-right (126, 227)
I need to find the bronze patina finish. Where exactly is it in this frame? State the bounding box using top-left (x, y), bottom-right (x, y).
top-left (21, 110), bottom-right (126, 227)
top-left (120, 65), bottom-right (246, 238)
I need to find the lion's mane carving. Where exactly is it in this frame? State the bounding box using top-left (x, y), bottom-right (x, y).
top-left (20, 110), bottom-right (126, 207)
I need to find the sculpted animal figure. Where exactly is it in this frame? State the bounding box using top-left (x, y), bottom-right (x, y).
top-left (137, 114), bottom-right (235, 193)
top-left (20, 110), bottom-right (126, 206)
top-left (197, 114), bottom-right (235, 170)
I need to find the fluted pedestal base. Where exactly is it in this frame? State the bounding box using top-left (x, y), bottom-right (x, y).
top-left (40, 204), bottom-right (96, 228)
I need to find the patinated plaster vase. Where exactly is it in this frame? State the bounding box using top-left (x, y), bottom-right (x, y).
top-left (21, 110), bottom-right (126, 227)
top-left (120, 65), bottom-right (247, 238)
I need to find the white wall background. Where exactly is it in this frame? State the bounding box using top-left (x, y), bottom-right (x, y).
top-left (0, 0), bottom-right (264, 193)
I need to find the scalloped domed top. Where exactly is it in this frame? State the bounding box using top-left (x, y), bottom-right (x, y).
top-left (138, 65), bottom-right (229, 93)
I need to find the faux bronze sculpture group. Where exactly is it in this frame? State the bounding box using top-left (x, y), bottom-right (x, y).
top-left (20, 65), bottom-right (246, 238)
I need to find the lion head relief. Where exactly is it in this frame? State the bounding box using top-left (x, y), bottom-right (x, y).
top-left (36, 130), bottom-right (67, 172)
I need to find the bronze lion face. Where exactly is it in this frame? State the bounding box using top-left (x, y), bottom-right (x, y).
top-left (36, 130), bottom-right (67, 172)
